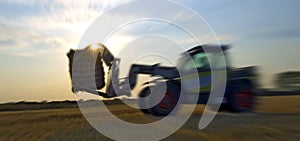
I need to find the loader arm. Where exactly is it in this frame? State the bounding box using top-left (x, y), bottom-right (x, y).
top-left (128, 64), bottom-right (179, 89)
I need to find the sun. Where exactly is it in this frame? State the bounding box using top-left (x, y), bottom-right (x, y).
top-left (90, 43), bottom-right (100, 49)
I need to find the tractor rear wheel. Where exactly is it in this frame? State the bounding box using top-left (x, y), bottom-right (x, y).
top-left (228, 80), bottom-right (256, 113)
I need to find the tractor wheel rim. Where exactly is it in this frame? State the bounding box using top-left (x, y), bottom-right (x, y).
top-left (158, 92), bottom-right (177, 110)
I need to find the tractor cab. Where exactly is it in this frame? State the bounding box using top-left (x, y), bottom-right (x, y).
top-left (176, 45), bottom-right (229, 94)
top-left (179, 45), bottom-right (230, 72)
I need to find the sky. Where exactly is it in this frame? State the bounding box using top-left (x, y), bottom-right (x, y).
top-left (0, 0), bottom-right (299, 103)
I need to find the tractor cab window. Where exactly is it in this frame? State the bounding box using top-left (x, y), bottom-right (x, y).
top-left (182, 52), bottom-right (210, 71)
top-left (181, 51), bottom-right (227, 71)
top-left (193, 53), bottom-right (209, 69)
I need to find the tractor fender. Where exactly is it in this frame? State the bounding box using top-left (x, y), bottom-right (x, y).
top-left (225, 79), bottom-right (254, 97)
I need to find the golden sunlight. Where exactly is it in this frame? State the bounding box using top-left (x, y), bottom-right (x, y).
top-left (90, 43), bottom-right (100, 49)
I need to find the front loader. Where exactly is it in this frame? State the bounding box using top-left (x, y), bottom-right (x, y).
top-left (67, 44), bottom-right (257, 116)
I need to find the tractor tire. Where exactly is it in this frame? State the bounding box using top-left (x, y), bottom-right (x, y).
top-left (138, 87), bottom-right (151, 114)
top-left (209, 104), bottom-right (228, 112)
top-left (228, 80), bottom-right (256, 113)
top-left (138, 83), bottom-right (180, 116)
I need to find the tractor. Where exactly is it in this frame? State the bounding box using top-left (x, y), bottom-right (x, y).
top-left (67, 44), bottom-right (257, 116)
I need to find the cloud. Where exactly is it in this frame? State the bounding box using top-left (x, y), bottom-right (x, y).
top-left (11, 52), bottom-right (33, 57)
top-left (1, 0), bottom-right (235, 57)
top-left (249, 28), bottom-right (300, 39)
top-left (0, 0), bottom-right (132, 56)
top-left (104, 34), bottom-right (135, 53)
top-left (0, 0), bottom-right (38, 5)
top-left (179, 34), bottom-right (236, 47)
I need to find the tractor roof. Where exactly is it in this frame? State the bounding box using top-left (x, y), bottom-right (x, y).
top-left (186, 45), bottom-right (230, 56)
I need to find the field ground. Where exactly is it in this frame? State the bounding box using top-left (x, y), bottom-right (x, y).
top-left (0, 96), bottom-right (299, 141)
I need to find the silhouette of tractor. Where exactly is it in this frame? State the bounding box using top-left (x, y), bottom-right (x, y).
top-left (67, 44), bottom-right (257, 116)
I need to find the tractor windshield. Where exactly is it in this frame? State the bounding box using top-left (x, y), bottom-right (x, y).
top-left (179, 50), bottom-right (228, 72)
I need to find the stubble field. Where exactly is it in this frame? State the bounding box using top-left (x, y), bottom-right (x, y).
top-left (0, 96), bottom-right (299, 141)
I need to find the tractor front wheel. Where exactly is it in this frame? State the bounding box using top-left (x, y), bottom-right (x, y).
top-left (138, 85), bottom-right (180, 116)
